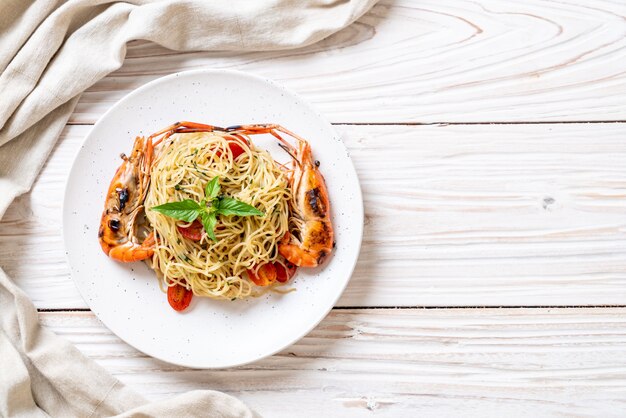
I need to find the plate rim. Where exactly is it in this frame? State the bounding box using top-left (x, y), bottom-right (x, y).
top-left (62, 69), bottom-right (364, 368)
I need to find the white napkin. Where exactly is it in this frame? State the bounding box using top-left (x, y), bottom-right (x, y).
top-left (0, 1), bottom-right (376, 416)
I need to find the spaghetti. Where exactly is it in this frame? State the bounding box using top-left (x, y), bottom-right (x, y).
top-left (99, 121), bottom-right (334, 312)
top-left (144, 131), bottom-right (291, 300)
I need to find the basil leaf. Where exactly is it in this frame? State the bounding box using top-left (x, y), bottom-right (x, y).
top-left (150, 200), bottom-right (202, 222)
top-left (200, 211), bottom-right (217, 241)
top-left (205, 176), bottom-right (220, 199)
top-left (215, 197), bottom-right (264, 217)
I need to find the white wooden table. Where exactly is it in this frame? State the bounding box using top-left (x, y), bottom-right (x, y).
top-left (2, 1), bottom-right (626, 415)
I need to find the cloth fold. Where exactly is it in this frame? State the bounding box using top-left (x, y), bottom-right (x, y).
top-left (0, 1), bottom-right (376, 416)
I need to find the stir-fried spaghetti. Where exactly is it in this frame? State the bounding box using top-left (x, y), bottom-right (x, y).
top-left (99, 121), bottom-right (334, 311)
top-left (144, 132), bottom-right (291, 300)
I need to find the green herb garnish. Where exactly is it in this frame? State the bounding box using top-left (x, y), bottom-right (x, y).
top-left (150, 176), bottom-right (263, 241)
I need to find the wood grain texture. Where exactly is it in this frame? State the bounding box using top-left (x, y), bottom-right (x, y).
top-left (3, 123), bottom-right (625, 308)
top-left (40, 308), bottom-right (626, 417)
top-left (70, 0), bottom-right (626, 124)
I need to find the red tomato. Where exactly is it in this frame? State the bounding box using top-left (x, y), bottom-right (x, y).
top-left (247, 263), bottom-right (277, 286)
top-left (248, 262), bottom-right (296, 285)
top-left (177, 219), bottom-right (203, 241)
top-left (276, 262), bottom-right (297, 283)
top-left (228, 141), bottom-right (246, 159)
top-left (215, 138), bottom-right (247, 159)
top-left (167, 283), bottom-right (193, 311)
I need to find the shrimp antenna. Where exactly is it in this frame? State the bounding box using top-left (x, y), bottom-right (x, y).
top-left (278, 143), bottom-right (301, 168)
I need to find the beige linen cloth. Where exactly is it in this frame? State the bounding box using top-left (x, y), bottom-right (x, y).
top-left (0, 1), bottom-right (376, 416)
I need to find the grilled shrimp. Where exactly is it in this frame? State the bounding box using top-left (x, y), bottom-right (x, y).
top-left (98, 135), bottom-right (156, 262)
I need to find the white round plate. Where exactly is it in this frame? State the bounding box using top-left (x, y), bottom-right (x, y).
top-left (63, 69), bottom-right (363, 368)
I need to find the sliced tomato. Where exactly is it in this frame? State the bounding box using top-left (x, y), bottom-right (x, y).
top-left (248, 262), bottom-right (296, 286)
top-left (177, 219), bottom-right (203, 241)
top-left (215, 137), bottom-right (247, 160)
top-left (228, 141), bottom-right (246, 159)
top-left (247, 263), bottom-right (277, 286)
top-left (167, 283), bottom-right (193, 311)
top-left (276, 262), bottom-right (297, 283)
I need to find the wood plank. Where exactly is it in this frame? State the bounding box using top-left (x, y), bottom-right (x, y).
top-left (71, 0), bottom-right (626, 124)
top-left (40, 308), bottom-right (626, 417)
top-left (3, 123), bottom-right (626, 308)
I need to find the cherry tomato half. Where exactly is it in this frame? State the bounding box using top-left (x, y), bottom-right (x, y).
top-left (167, 283), bottom-right (193, 311)
top-left (215, 138), bottom-right (247, 160)
top-left (228, 141), bottom-right (246, 159)
top-left (247, 262), bottom-right (297, 286)
top-left (177, 219), bottom-right (203, 241)
top-left (247, 263), bottom-right (277, 286)
top-left (276, 262), bottom-right (297, 283)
